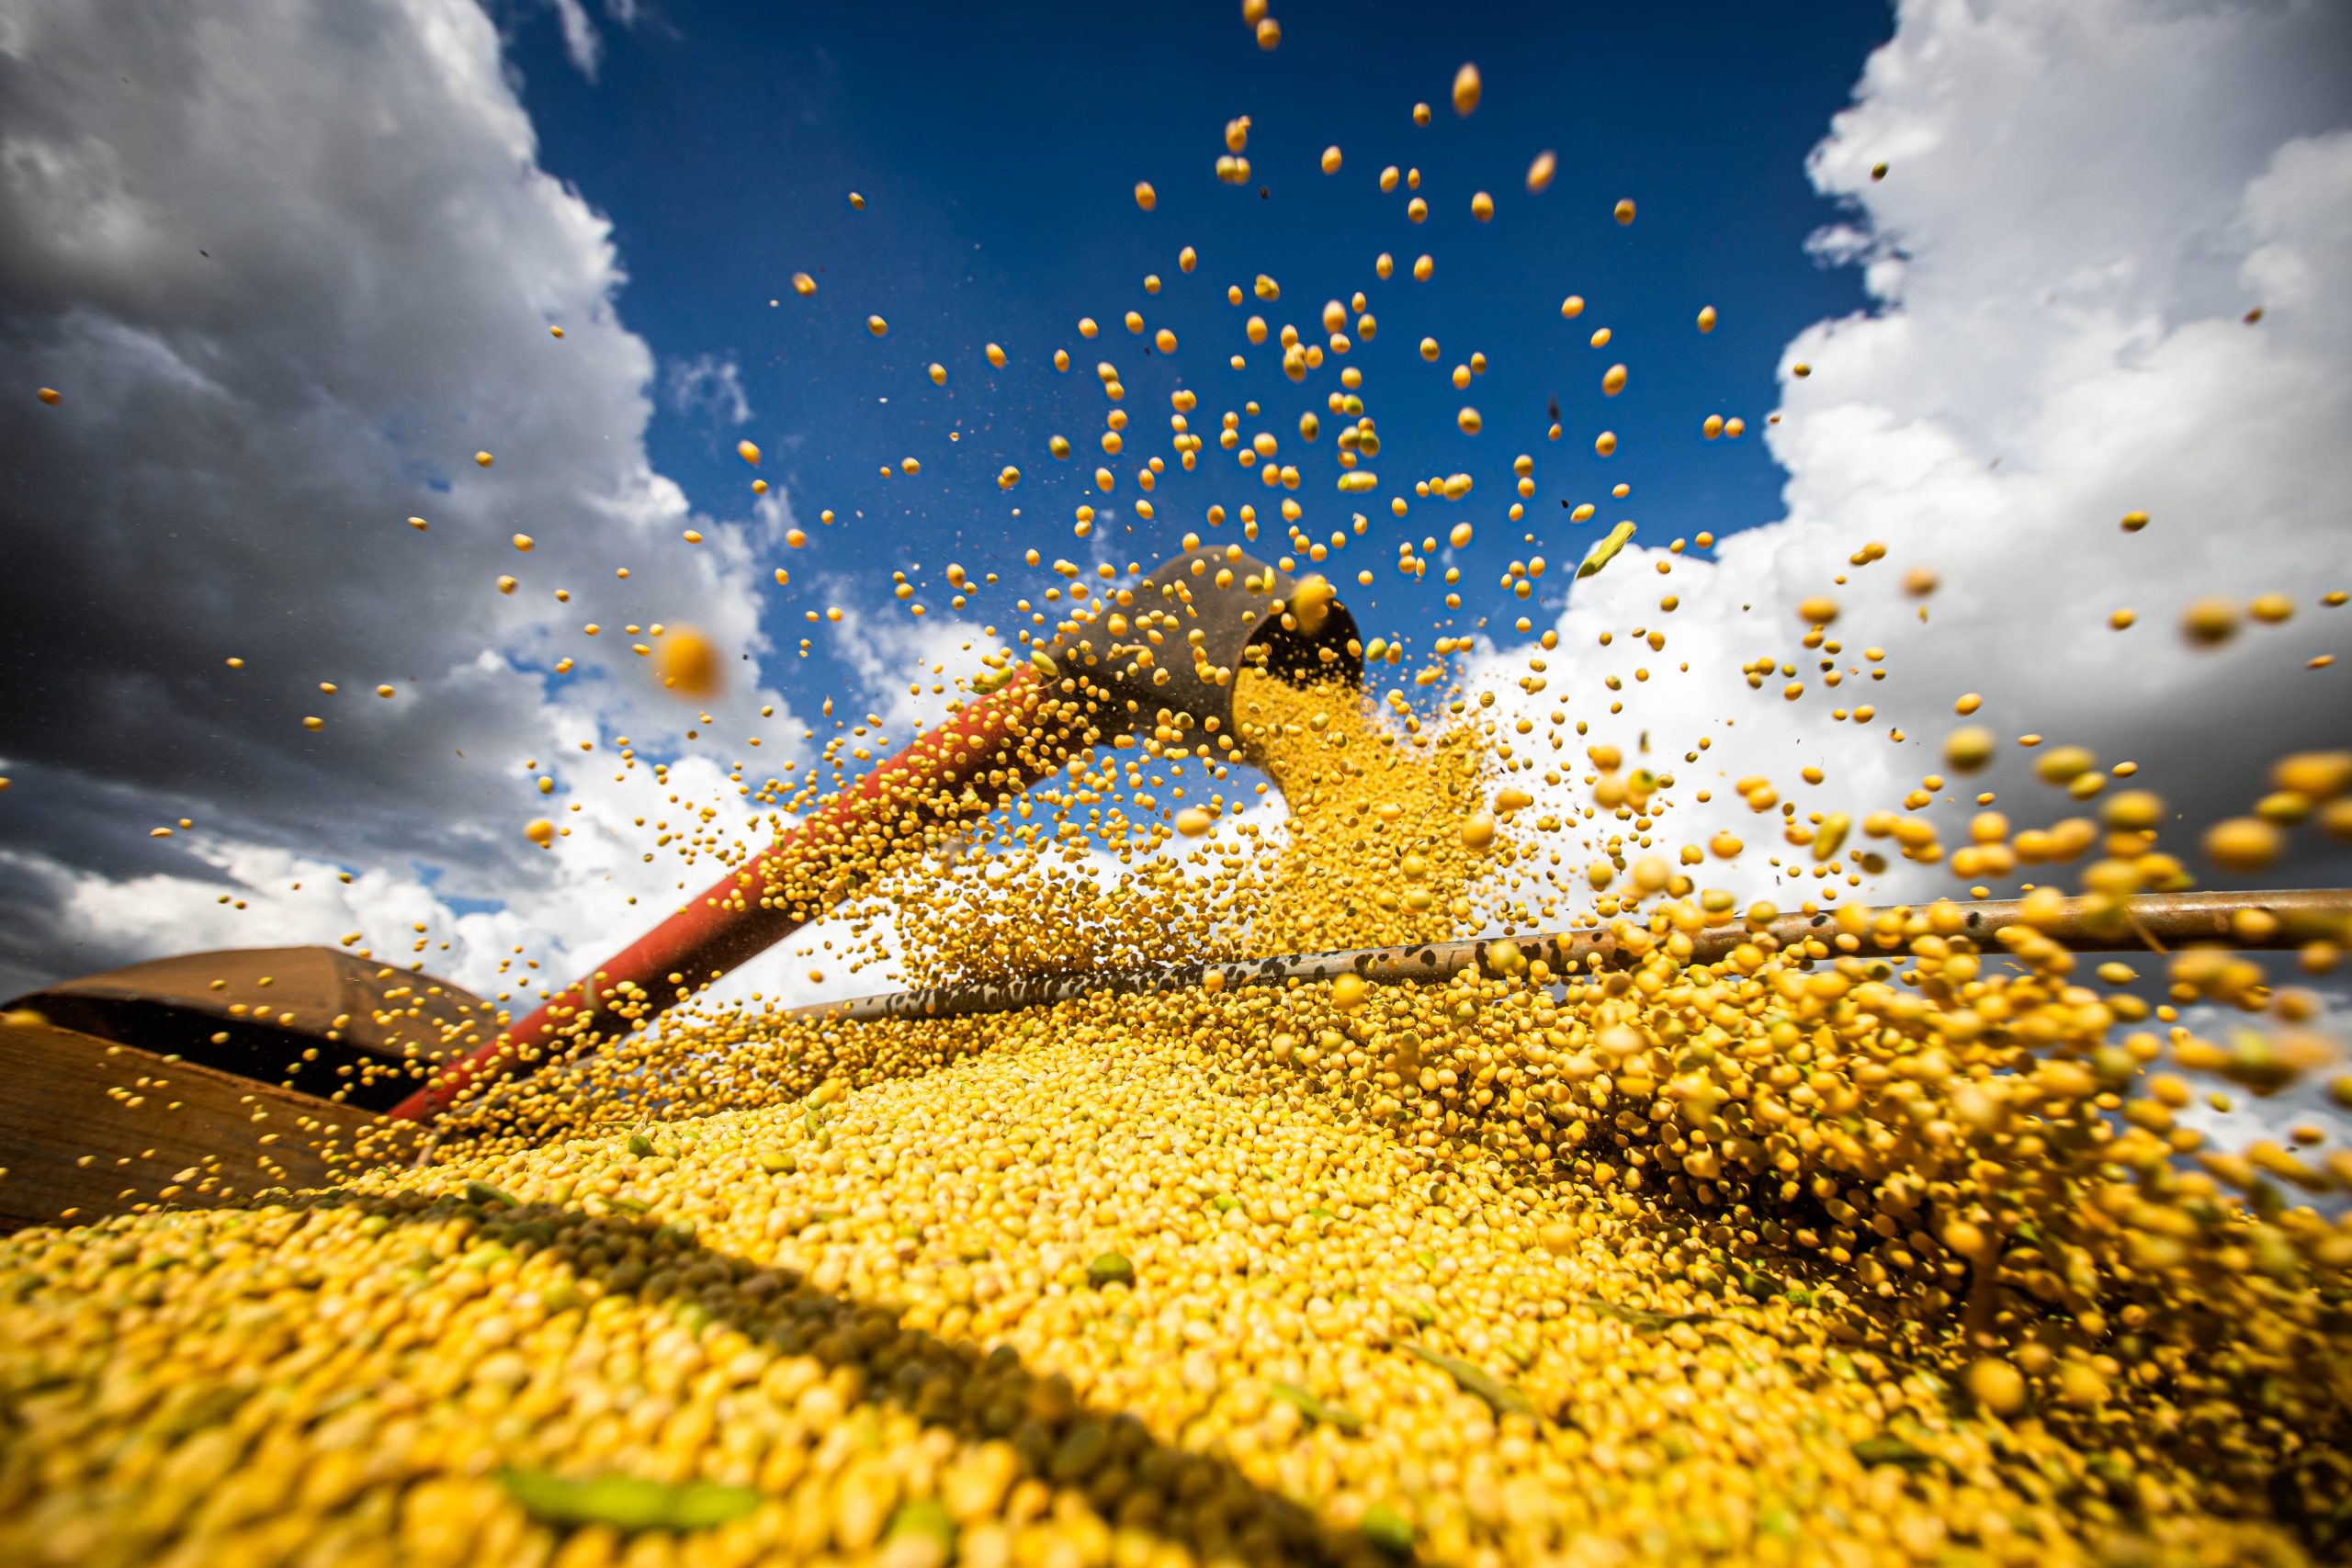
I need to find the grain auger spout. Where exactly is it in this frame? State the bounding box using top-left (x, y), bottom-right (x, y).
top-left (385, 544), bottom-right (1363, 1122)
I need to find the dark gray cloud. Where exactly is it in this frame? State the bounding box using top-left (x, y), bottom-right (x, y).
top-left (0, 0), bottom-right (800, 994)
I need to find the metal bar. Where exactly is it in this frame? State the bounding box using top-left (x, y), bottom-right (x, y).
top-left (779, 888), bottom-right (2352, 1026)
top-left (386, 670), bottom-right (1067, 1120)
top-left (388, 543), bottom-right (1361, 1123)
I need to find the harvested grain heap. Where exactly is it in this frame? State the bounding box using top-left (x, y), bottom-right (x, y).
top-left (7, 735), bottom-right (2352, 1568)
top-left (6, 966), bottom-right (2350, 1568)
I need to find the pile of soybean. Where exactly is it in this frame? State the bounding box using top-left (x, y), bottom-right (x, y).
top-left (6, 694), bottom-right (2352, 1567)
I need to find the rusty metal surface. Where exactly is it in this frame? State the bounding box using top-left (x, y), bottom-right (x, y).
top-left (781, 888), bottom-right (2352, 1027)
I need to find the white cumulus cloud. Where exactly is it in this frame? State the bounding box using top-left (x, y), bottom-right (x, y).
top-left (666, 352), bottom-right (753, 427)
top-left (1466, 0), bottom-right (2352, 918)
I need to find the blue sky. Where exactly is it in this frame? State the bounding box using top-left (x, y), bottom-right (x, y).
top-left (504, 0), bottom-right (1890, 706)
top-left (8, 0), bottom-right (2342, 1010)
